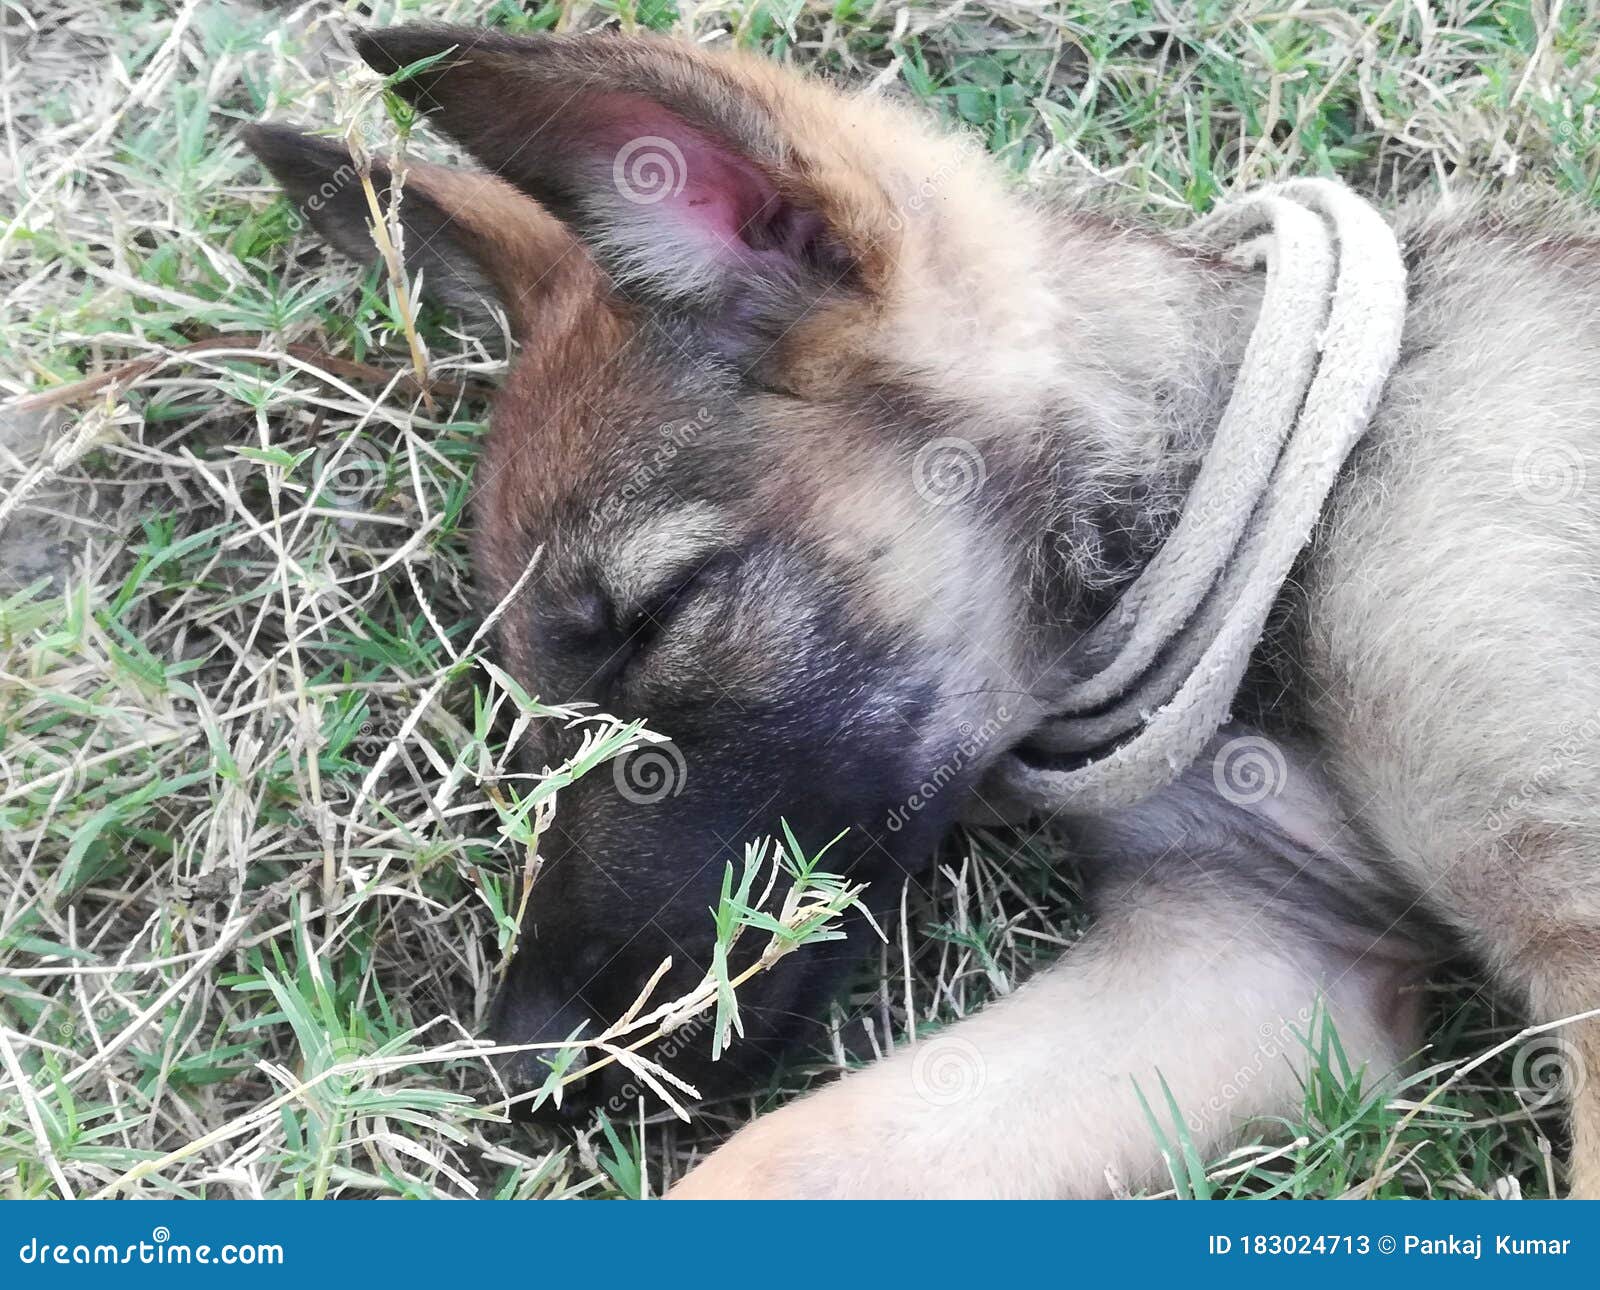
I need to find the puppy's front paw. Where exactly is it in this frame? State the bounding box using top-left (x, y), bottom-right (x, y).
top-left (666, 1099), bottom-right (860, 1199)
top-left (665, 1039), bottom-right (999, 1197)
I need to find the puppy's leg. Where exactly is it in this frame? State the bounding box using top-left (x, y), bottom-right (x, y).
top-left (671, 782), bottom-right (1425, 1199)
top-left (1476, 907), bottom-right (1600, 1198)
top-left (1563, 1021), bottom-right (1600, 1199)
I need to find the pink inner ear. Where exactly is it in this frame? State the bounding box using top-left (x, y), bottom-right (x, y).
top-left (581, 95), bottom-right (810, 266)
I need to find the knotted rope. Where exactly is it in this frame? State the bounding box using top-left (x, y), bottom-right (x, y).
top-left (989, 178), bottom-right (1407, 817)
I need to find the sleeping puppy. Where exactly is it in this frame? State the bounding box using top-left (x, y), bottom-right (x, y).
top-left (245, 24), bottom-right (1600, 1197)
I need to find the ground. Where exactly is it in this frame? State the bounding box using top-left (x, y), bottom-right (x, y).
top-left (0, 0), bottom-right (1596, 1199)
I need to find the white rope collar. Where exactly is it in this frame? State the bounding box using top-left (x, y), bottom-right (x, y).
top-left (989, 178), bottom-right (1407, 817)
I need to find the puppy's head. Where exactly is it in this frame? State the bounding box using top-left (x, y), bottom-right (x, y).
top-left (246, 26), bottom-right (1062, 1114)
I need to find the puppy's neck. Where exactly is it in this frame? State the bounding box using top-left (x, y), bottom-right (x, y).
top-left (1012, 209), bottom-right (1267, 672)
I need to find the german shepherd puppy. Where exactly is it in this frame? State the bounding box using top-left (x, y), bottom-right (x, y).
top-left (245, 24), bottom-right (1600, 1198)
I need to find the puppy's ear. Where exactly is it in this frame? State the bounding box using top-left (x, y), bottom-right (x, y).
top-left (355, 25), bottom-right (907, 376)
top-left (241, 123), bottom-right (599, 338)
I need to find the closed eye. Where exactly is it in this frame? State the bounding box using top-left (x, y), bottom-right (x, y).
top-left (611, 545), bottom-right (745, 672)
top-left (620, 574), bottom-right (697, 657)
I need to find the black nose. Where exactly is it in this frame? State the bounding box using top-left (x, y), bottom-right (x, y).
top-left (488, 957), bottom-right (605, 1111)
top-left (489, 956), bottom-right (715, 1126)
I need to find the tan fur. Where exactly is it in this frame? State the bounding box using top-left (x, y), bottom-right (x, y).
top-left (674, 198), bottom-right (1600, 1197)
top-left (1293, 208), bottom-right (1600, 1198)
top-left (399, 163), bottom-right (602, 336)
top-left (251, 28), bottom-right (1600, 1199)
top-left (671, 857), bottom-right (1417, 1199)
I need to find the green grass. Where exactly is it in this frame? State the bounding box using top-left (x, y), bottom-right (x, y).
top-left (1, 0), bottom-right (1596, 1199)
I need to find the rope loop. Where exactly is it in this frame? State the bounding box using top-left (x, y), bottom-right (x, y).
top-left (992, 179), bottom-right (1407, 816)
